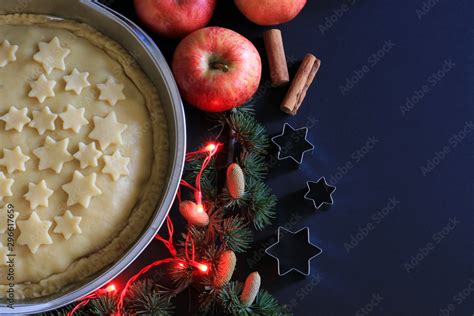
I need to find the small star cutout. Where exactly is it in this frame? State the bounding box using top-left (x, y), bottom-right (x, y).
top-left (265, 227), bottom-right (322, 276)
top-left (0, 106), bottom-right (31, 132)
top-left (271, 123), bottom-right (315, 164)
top-left (0, 204), bottom-right (19, 233)
top-left (304, 177), bottom-right (336, 210)
top-left (17, 211), bottom-right (53, 254)
top-left (62, 171), bottom-right (102, 208)
top-left (89, 112), bottom-right (127, 149)
top-left (29, 74), bottom-right (56, 103)
top-left (0, 40), bottom-right (18, 68)
top-left (74, 142), bottom-right (102, 169)
top-left (63, 68), bottom-right (90, 95)
top-left (0, 243), bottom-right (9, 265)
top-left (97, 76), bottom-right (126, 106)
top-left (24, 180), bottom-right (54, 209)
top-left (0, 172), bottom-right (14, 201)
top-left (102, 150), bottom-right (130, 181)
top-left (29, 106), bottom-right (57, 135)
top-left (33, 136), bottom-right (73, 173)
top-left (33, 36), bottom-right (70, 74)
top-left (0, 146), bottom-right (30, 174)
top-left (59, 104), bottom-right (88, 133)
top-left (53, 210), bottom-right (82, 240)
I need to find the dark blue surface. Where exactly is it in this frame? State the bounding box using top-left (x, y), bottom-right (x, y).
top-left (109, 1), bottom-right (474, 315)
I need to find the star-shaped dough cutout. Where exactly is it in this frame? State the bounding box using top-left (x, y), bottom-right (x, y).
top-left (0, 106), bottom-right (31, 132)
top-left (62, 171), bottom-right (102, 208)
top-left (29, 74), bottom-right (56, 103)
top-left (102, 150), bottom-right (130, 181)
top-left (24, 180), bottom-right (54, 209)
top-left (63, 68), bottom-right (90, 95)
top-left (0, 172), bottom-right (14, 201)
top-left (33, 136), bottom-right (73, 173)
top-left (29, 106), bottom-right (57, 135)
top-left (33, 37), bottom-right (70, 74)
top-left (0, 40), bottom-right (18, 68)
top-left (59, 104), bottom-right (88, 133)
top-left (0, 243), bottom-right (9, 265)
top-left (0, 204), bottom-right (19, 233)
top-left (89, 112), bottom-right (127, 149)
top-left (97, 77), bottom-right (126, 106)
top-left (17, 211), bottom-right (53, 254)
top-left (0, 146), bottom-right (30, 174)
top-left (74, 142), bottom-right (102, 169)
top-left (53, 210), bottom-right (82, 240)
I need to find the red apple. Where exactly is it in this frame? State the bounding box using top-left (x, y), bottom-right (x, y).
top-left (134, 0), bottom-right (216, 39)
top-left (234, 0), bottom-right (307, 26)
top-left (172, 27), bottom-right (262, 112)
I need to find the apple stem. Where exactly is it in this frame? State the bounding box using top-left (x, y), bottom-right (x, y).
top-left (210, 62), bottom-right (229, 73)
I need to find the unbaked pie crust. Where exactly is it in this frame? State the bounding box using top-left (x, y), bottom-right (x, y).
top-left (0, 14), bottom-right (168, 299)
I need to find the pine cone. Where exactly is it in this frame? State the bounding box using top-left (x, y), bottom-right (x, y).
top-left (212, 250), bottom-right (236, 288)
top-left (226, 163), bottom-right (245, 199)
top-left (240, 271), bottom-right (261, 307)
top-left (179, 200), bottom-right (209, 227)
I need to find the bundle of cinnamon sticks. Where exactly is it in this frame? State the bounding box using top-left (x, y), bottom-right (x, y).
top-left (263, 29), bottom-right (321, 115)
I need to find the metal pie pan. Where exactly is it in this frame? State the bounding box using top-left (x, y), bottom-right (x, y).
top-left (0, 0), bottom-right (185, 313)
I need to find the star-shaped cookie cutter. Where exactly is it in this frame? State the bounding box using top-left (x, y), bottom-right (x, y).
top-left (265, 226), bottom-right (322, 276)
top-left (271, 123), bottom-right (315, 165)
top-left (304, 177), bottom-right (336, 210)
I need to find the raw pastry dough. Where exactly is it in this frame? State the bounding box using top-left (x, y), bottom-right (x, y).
top-left (28, 74), bottom-right (56, 103)
top-left (33, 36), bottom-right (70, 74)
top-left (63, 68), bottom-right (90, 95)
top-left (0, 106), bottom-right (30, 132)
top-left (59, 104), bottom-right (88, 133)
top-left (0, 14), bottom-right (169, 301)
top-left (29, 106), bottom-right (57, 135)
top-left (0, 40), bottom-right (18, 67)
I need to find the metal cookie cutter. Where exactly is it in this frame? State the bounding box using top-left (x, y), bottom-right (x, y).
top-left (265, 226), bottom-right (322, 276)
top-left (271, 123), bottom-right (315, 165)
top-left (304, 177), bottom-right (336, 210)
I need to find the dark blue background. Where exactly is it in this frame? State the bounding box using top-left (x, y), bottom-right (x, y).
top-left (106, 1), bottom-right (474, 315)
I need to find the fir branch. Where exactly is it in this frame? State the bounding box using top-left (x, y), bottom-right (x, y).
top-left (218, 281), bottom-right (245, 315)
top-left (228, 111), bottom-right (269, 155)
top-left (199, 288), bottom-right (223, 315)
top-left (219, 216), bottom-right (253, 253)
top-left (168, 258), bottom-right (194, 291)
top-left (204, 206), bottom-right (224, 245)
top-left (124, 279), bottom-right (174, 316)
top-left (219, 187), bottom-right (249, 210)
top-left (245, 179), bottom-right (277, 230)
top-left (239, 151), bottom-right (268, 180)
top-left (252, 289), bottom-right (291, 316)
top-left (219, 282), bottom-right (291, 316)
top-left (88, 294), bottom-right (117, 315)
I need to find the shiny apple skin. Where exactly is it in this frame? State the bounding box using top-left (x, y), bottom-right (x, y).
top-left (172, 27), bottom-right (262, 112)
top-left (134, 0), bottom-right (217, 38)
top-left (234, 0), bottom-right (307, 26)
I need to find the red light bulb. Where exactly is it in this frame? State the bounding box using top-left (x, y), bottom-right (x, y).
top-left (197, 263), bottom-right (208, 272)
top-left (206, 143), bottom-right (216, 152)
top-left (196, 204), bottom-right (204, 213)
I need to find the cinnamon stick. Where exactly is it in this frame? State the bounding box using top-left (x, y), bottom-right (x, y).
top-left (281, 54), bottom-right (321, 115)
top-left (263, 29), bottom-right (289, 87)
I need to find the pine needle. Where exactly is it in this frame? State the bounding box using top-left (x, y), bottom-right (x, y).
top-left (220, 216), bottom-right (253, 253)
